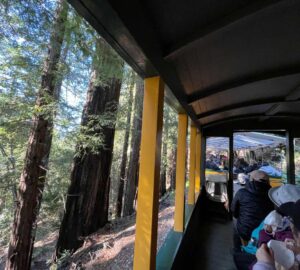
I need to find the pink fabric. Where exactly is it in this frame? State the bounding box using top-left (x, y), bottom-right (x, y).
top-left (258, 229), bottom-right (294, 246)
top-left (249, 229), bottom-right (293, 270)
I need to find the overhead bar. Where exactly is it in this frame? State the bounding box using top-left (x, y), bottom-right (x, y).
top-left (196, 99), bottom-right (300, 119)
top-left (202, 113), bottom-right (300, 128)
top-left (164, 0), bottom-right (282, 59)
top-left (187, 65), bottom-right (300, 103)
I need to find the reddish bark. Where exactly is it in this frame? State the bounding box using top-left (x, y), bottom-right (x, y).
top-left (5, 1), bottom-right (68, 269)
top-left (55, 39), bottom-right (123, 255)
top-left (123, 77), bottom-right (144, 216)
top-left (116, 73), bottom-right (134, 217)
top-left (168, 149), bottom-right (177, 191)
top-left (160, 110), bottom-right (169, 197)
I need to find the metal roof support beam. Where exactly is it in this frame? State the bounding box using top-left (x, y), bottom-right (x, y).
top-left (264, 104), bottom-right (281, 116)
top-left (286, 85), bottom-right (300, 101)
top-left (203, 114), bottom-right (300, 128)
top-left (197, 83), bottom-right (300, 120)
top-left (187, 66), bottom-right (300, 104)
top-left (196, 97), bottom-right (285, 119)
top-left (164, 0), bottom-right (283, 58)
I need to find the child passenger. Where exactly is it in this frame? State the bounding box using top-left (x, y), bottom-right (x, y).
top-left (233, 184), bottom-right (300, 270)
top-left (253, 185), bottom-right (300, 270)
top-left (254, 201), bottom-right (300, 269)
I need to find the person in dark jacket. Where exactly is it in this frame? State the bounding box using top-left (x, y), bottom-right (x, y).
top-left (231, 170), bottom-right (273, 251)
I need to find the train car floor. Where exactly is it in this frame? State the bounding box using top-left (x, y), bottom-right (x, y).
top-left (192, 218), bottom-right (237, 270)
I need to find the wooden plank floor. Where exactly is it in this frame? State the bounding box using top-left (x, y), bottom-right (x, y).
top-left (192, 218), bottom-right (236, 270)
top-left (172, 191), bottom-right (237, 270)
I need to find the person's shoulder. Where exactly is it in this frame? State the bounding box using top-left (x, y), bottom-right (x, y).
top-left (233, 188), bottom-right (248, 199)
top-left (236, 188), bottom-right (249, 195)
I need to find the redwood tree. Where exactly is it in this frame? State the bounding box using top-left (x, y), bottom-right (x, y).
top-left (123, 77), bottom-right (144, 216)
top-left (116, 72), bottom-right (135, 217)
top-left (160, 107), bottom-right (170, 197)
top-left (168, 149), bottom-right (177, 191)
top-left (5, 1), bottom-right (69, 269)
top-left (55, 37), bottom-right (123, 255)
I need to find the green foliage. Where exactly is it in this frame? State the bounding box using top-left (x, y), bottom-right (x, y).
top-left (74, 99), bottom-right (120, 157)
top-left (38, 134), bottom-right (76, 228)
top-left (93, 37), bottom-right (124, 86)
top-left (0, 93), bottom-right (33, 244)
top-left (0, 0), bottom-right (98, 246)
top-left (161, 104), bottom-right (178, 169)
top-left (0, 0), bottom-right (128, 248)
top-left (0, 1), bottom-right (144, 264)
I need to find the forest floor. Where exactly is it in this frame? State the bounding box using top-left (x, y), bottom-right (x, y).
top-left (0, 193), bottom-right (175, 270)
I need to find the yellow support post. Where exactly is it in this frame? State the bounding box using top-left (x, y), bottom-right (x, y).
top-left (174, 113), bottom-right (188, 232)
top-left (188, 124), bottom-right (196, 205)
top-left (133, 76), bottom-right (164, 270)
top-left (195, 131), bottom-right (201, 197)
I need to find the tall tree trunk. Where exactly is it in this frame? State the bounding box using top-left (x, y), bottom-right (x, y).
top-left (160, 142), bottom-right (167, 197)
top-left (123, 77), bottom-right (144, 216)
top-left (5, 1), bottom-right (68, 269)
top-left (160, 109), bottom-right (169, 197)
top-left (168, 148), bottom-right (177, 191)
top-left (116, 72), bottom-right (135, 217)
top-left (55, 38), bottom-right (123, 256)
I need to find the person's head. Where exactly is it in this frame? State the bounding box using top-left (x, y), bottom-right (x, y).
top-left (268, 184), bottom-right (300, 207)
top-left (279, 199), bottom-right (300, 244)
top-left (269, 184), bottom-right (300, 241)
top-left (249, 170), bottom-right (270, 184)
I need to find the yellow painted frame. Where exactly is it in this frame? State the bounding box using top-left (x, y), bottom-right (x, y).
top-left (174, 113), bottom-right (188, 232)
top-left (195, 131), bottom-right (201, 196)
top-left (133, 76), bottom-right (164, 270)
top-left (188, 124), bottom-right (196, 205)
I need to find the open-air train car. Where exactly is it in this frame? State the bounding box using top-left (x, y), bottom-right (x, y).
top-left (68, 0), bottom-right (300, 269)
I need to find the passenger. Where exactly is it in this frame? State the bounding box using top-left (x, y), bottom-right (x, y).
top-left (222, 156), bottom-right (229, 171)
top-left (231, 170), bottom-right (273, 251)
top-left (234, 158), bottom-right (249, 173)
top-left (253, 198), bottom-right (300, 270)
top-left (234, 184), bottom-right (300, 270)
top-left (252, 244), bottom-right (276, 270)
top-left (205, 160), bottom-right (221, 171)
top-left (245, 161), bottom-right (259, 174)
top-left (258, 210), bottom-right (293, 247)
top-left (258, 184), bottom-right (300, 247)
